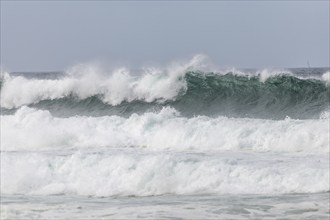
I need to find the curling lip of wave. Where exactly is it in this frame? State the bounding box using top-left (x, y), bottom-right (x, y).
top-left (1, 106), bottom-right (328, 152)
top-left (0, 69), bottom-right (187, 109)
top-left (0, 55), bottom-right (207, 109)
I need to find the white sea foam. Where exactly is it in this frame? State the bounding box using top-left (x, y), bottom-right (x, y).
top-left (321, 71), bottom-right (330, 85)
top-left (1, 151), bottom-right (328, 196)
top-left (1, 193), bottom-right (329, 220)
top-left (1, 106), bottom-right (328, 152)
top-left (0, 55), bottom-right (206, 109)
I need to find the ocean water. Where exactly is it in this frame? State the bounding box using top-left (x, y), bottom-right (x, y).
top-left (1, 58), bottom-right (329, 219)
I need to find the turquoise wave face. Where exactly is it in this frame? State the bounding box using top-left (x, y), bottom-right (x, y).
top-left (173, 72), bottom-right (329, 119)
top-left (1, 71), bottom-right (329, 119)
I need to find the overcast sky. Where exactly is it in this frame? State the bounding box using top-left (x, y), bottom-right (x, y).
top-left (1, 1), bottom-right (329, 72)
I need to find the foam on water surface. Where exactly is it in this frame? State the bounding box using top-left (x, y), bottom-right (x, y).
top-left (1, 58), bottom-right (329, 219)
top-left (1, 193), bottom-right (329, 220)
top-left (1, 106), bottom-right (328, 152)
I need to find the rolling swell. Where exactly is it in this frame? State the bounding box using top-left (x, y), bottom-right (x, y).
top-left (1, 71), bottom-right (329, 119)
top-left (175, 72), bottom-right (329, 119)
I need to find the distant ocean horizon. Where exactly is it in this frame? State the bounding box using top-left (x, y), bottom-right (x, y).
top-left (1, 57), bottom-right (329, 219)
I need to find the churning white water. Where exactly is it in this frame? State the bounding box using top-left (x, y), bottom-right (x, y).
top-left (1, 63), bottom-right (329, 219)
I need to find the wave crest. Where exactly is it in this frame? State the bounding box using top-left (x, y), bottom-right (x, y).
top-left (1, 60), bottom-right (329, 119)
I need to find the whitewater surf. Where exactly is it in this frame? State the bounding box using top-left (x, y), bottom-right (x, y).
top-left (1, 59), bottom-right (329, 219)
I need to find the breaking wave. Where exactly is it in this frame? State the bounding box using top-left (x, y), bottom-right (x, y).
top-left (1, 151), bottom-right (328, 196)
top-left (1, 68), bottom-right (329, 119)
top-left (2, 106), bottom-right (328, 152)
